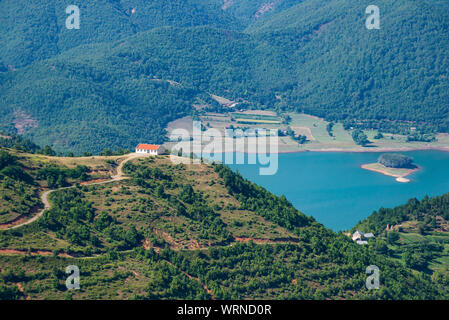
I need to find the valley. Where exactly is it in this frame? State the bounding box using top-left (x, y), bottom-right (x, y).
top-left (165, 110), bottom-right (449, 154)
top-left (0, 0), bottom-right (448, 302)
top-left (1, 1), bottom-right (448, 154)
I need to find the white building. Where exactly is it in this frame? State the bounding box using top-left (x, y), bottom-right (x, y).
top-left (352, 230), bottom-right (375, 245)
top-left (352, 230), bottom-right (364, 241)
top-left (135, 144), bottom-right (165, 155)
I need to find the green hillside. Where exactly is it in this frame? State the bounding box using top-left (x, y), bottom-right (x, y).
top-left (0, 0), bottom-right (305, 69)
top-left (246, 0), bottom-right (449, 131)
top-left (0, 149), bottom-right (447, 299)
top-left (0, 26), bottom-right (257, 153)
top-left (352, 193), bottom-right (449, 286)
top-left (0, 148), bottom-right (118, 226)
top-left (214, 0), bottom-right (303, 26)
top-left (0, 34), bottom-right (200, 153)
top-left (0, 0), bottom-right (240, 68)
top-left (0, 0), bottom-right (447, 153)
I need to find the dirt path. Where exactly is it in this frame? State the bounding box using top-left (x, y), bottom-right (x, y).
top-left (16, 283), bottom-right (30, 300)
top-left (0, 248), bottom-right (74, 258)
top-left (2, 153), bottom-right (148, 230)
top-left (233, 236), bottom-right (300, 245)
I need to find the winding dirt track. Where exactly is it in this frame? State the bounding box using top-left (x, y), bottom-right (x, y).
top-left (3, 153), bottom-right (147, 230)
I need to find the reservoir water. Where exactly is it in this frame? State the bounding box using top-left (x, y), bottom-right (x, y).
top-left (224, 150), bottom-right (449, 231)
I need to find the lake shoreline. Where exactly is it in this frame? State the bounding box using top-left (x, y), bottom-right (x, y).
top-left (225, 149), bottom-right (449, 231)
top-left (276, 145), bottom-right (449, 154)
top-left (361, 163), bottom-right (421, 183)
top-left (212, 145), bottom-right (449, 155)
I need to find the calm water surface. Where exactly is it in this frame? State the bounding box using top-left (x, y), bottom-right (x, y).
top-left (223, 150), bottom-right (449, 231)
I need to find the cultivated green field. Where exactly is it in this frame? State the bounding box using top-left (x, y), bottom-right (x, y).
top-left (165, 112), bottom-right (449, 153)
top-left (233, 113), bottom-right (281, 124)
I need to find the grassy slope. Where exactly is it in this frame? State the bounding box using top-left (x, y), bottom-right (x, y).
top-left (0, 148), bottom-right (121, 226)
top-left (0, 150), bottom-right (446, 299)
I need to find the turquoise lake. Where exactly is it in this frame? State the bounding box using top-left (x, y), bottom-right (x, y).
top-left (222, 150), bottom-right (449, 231)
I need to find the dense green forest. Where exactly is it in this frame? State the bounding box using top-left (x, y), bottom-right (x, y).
top-left (0, 0), bottom-right (243, 68)
top-left (0, 150), bottom-right (40, 223)
top-left (247, 0), bottom-right (449, 130)
top-left (0, 131), bottom-right (42, 153)
top-left (0, 0), bottom-right (304, 68)
top-left (378, 154), bottom-right (414, 169)
top-left (354, 193), bottom-right (449, 236)
top-left (0, 0), bottom-right (448, 153)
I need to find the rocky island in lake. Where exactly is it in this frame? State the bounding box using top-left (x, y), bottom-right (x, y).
top-left (361, 153), bottom-right (420, 183)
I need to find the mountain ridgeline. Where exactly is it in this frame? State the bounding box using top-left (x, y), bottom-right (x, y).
top-left (0, 0), bottom-right (448, 153)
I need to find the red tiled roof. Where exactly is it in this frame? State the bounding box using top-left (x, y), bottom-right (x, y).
top-left (136, 144), bottom-right (161, 151)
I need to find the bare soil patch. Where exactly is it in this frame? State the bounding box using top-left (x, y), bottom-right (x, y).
top-left (13, 110), bottom-right (38, 134)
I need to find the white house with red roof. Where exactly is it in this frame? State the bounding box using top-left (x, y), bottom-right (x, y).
top-left (135, 144), bottom-right (165, 155)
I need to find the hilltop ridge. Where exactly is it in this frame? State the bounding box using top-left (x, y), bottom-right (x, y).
top-left (0, 148), bottom-right (447, 299)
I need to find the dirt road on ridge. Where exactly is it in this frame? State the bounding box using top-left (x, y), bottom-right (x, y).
top-left (3, 153), bottom-right (147, 230)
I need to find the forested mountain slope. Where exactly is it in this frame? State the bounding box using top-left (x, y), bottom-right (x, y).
top-left (0, 0), bottom-right (240, 68)
top-left (1, 0), bottom-right (305, 69)
top-left (246, 0), bottom-right (449, 130)
top-left (0, 0), bottom-right (447, 153)
top-left (214, 0), bottom-right (304, 26)
top-left (0, 149), bottom-right (447, 299)
top-left (0, 27), bottom-right (255, 153)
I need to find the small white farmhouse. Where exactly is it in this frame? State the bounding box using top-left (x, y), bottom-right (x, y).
top-left (352, 230), bottom-right (364, 241)
top-left (352, 230), bottom-right (375, 245)
top-left (364, 233), bottom-right (375, 239)
top-left (135, 144), bottom-right (165, 155)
